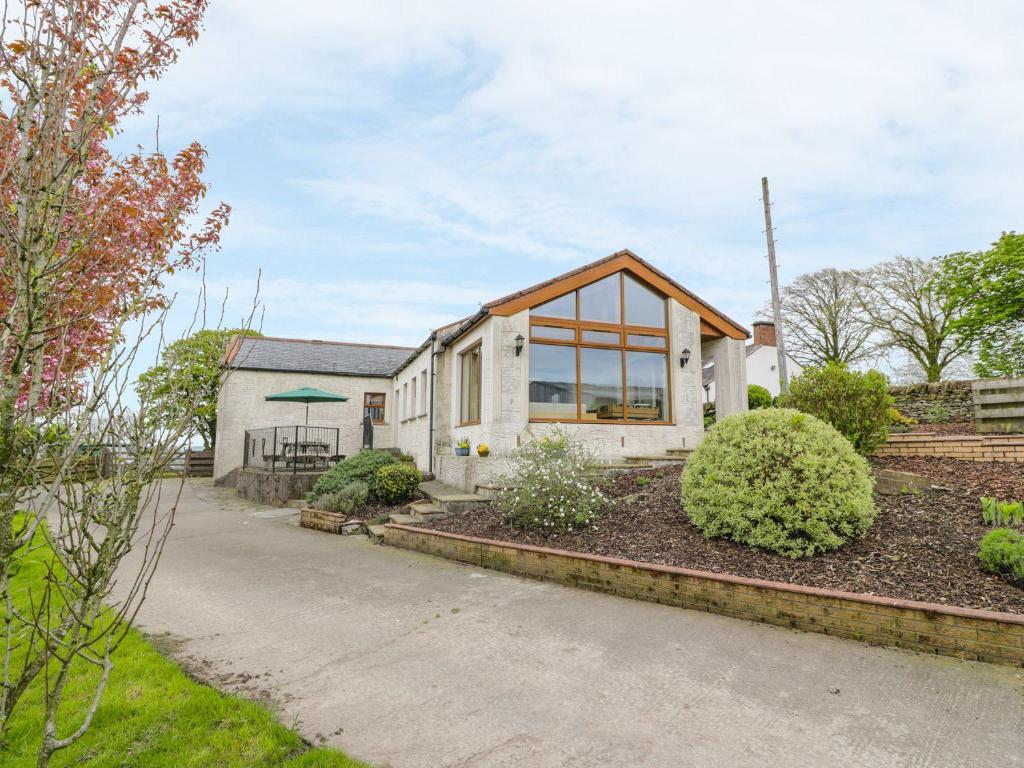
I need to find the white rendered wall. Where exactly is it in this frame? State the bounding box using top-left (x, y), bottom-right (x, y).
top-left (213, 369), bottom-right (396, 479)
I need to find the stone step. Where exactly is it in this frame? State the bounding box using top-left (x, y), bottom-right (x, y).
top-left (284, 499), bottom-right (308, 509)
top-left (366, 524), bottom-right (387, 543)
top-left (388, 512), bottom-right (418, 525)
top-left (407, 500), bottom-right (445, 520)
top-left (418, 479), bottom-right (489, 513)
top-left (624, 455), bottom-right (689, 466)
top-left (666, 448), bottom-right (693, 456)
top-left (595, 462), bottom-right (653, 476)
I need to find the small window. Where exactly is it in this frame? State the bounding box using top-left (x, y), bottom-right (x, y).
top-left (460, 343), bottom-right (482, 425)
top-left (364, 393), bottom-right (386, 425)
top-left (420, 370), bottom-right (428, 413)
top-left (402, 382), bottom-right (408, 421)
top-left (531, 324), bottom-right (575, 341)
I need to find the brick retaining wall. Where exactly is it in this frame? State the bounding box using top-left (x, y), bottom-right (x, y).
top-left (876, 433), bottom-right (1024, 462)
top-left (384, 524), bottom-right (1024, 667)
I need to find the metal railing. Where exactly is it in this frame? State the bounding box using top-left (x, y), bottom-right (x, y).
top-left (242, 426), bottom-right (343, 474)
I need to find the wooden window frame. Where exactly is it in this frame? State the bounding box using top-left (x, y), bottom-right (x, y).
top-left (364, 392), bottom-right (386, 425)
top-left (528, 271), bottom-right (673, 425)
top-left (458, 341), bottom-right (483, 427)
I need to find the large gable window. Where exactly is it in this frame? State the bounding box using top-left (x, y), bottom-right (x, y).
top-left (528, 271), bottom-right (670, 423)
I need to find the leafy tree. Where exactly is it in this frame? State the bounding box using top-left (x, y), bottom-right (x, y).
top-left (935, 233), bottom-right (1024, 377)
top-left (858, 256), bottom-right (970, 382)
top-left (775, 268), bottom-right (875, 367)
top-left (137, 330), bottom-right (260, 450)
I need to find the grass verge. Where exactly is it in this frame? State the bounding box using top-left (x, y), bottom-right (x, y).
top-left (2, 529), bottom-right (369, 767)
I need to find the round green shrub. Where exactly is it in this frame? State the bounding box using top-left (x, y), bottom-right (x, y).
top-left (778, 363), bottom-right (893, 456)
top-left (312, 450), bottom-right (398, 499)
top-left (979, 528), bottom-right (1024, 585)
top-left (747, 384), bottom-right (773, 410)
top-left (315, 481), bottom-right (369, 515)
top-left (375, 462), bottom-right (423, 504)
top-left (681, 408), bottom-right (876, 558)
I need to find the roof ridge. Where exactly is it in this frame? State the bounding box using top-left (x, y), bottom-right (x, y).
top-left (243, 335), bottom-right (417, 351)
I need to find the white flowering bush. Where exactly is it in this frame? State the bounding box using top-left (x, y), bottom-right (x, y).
top-left (495, 429), bottom-right (606, 532)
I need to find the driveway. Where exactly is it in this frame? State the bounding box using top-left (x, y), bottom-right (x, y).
top-left (121, 480), bottom-right (1024, 767)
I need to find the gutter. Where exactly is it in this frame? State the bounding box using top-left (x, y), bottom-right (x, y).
top-left (427, 331), bottom-right (439, 474)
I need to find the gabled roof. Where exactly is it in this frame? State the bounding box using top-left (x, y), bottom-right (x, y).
top-left (482, 250), bottom-right (748, 340)
top-left (225, 336), bottom-right (416, 378)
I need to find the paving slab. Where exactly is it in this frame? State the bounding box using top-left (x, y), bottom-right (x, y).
top-left (115, 480), bottom-right (1024, 768)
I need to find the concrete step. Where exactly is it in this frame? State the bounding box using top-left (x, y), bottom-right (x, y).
top-left (666, 448), bottom-right (692, 456)
top-left (624, 455), bottom-right (689, 466)
top-left (595, 462), bottom-right (653, 476)
top-left (418, 479), bottom-right (489, 513)
top-left (366, 524), bottom-right (387, 543)
top-left (407, 500), bottom-right (445, 520)
top-left (284, 499), bottom-right (308, 509)
top-left (388, 512), bottom-right (418, 525)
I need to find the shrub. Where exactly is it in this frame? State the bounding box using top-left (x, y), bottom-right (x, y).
top-left (312, 450), bottom-right (399, 499)
top-left (375, 462), bottom-right (423, 503)
top-left (778, 363), bottom-right (893, 456)
top-left (681, 408), bottom-right (876, 558)
top-left (495, 429), bottom-right (606, 532)
top-left (315, 481), bottom-right (369, 515)
top-left (924, 403), bottom-right (952, 424)
top-left (747, 384), bottom-right (773, 410)
top-left (884, 405), bottom-right (917, 430)
top-left (979, 528), bottom-right (1024, 586)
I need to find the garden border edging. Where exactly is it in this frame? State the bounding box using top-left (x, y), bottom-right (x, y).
top-left (383, 523), bottom-right (1024, 667)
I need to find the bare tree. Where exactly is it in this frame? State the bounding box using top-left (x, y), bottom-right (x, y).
top-left (773, 268), bottom-right (875, 367)
top-left (858, 256), bottom-right (971, 382)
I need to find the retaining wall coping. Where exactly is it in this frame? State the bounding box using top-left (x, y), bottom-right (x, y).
top-left (383, 524), bottom-right (1024, 627)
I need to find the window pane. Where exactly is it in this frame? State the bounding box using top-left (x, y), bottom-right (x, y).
top-left (626, 351), bottom-right (667, 421)
top-left (579, 274), bottom-right (621, 324)
top-left (582, 329), bottom-right (620, 345)
top-left (529, 344), bottom-right (578, 420)
top-left (624, 273), bottom-right (666, 327)
top-left (580, 347), bottom-right (624, 421)
top-left (531, 324), bottom-right (575, 341)
top-left (461, 348), bottom-right (481, 423)
top-left (531, 292), bottom-right (576, 319)
top-left (627, 333), bottom-right (666, 348)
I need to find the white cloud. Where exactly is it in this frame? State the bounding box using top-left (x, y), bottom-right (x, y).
top-left (127, 0), bottom-right (1024, 331)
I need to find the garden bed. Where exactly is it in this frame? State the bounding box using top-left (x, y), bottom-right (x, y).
top-left (893, 421), bottom-right (976, 436)
top-left (416, 457), bottom-right (1024, 614)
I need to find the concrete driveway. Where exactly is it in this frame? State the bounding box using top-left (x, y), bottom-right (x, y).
top-left (121, 480), bottom-right (1024, 767)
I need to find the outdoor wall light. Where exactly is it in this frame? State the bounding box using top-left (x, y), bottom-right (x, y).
top-left (514, 334), bottom-right (525, 356)
top-left (679, 347), bottom-right (691, 368)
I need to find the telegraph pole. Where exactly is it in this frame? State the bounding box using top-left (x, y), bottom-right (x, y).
top-left (761, 176), bottom-right (789, 394)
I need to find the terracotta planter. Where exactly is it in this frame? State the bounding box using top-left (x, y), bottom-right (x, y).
top-left (477, 448), bottom-right (490, 457)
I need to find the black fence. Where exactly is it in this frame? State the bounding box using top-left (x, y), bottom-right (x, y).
top-left (243, 426), bottom-right (343, 474)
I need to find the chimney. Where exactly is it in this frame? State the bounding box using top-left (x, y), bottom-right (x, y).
top-left (752, 321), bottom-right (777, 347)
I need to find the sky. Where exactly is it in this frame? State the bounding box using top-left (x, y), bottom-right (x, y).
top-left (121, 0), bottom-right (1024, 352)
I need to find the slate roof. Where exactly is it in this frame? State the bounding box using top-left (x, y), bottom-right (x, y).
top-left (227, 336), bottom-right (416, 378)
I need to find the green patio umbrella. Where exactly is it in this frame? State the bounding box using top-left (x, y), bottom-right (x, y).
top-left (264, 387), bottom-right (349, 424)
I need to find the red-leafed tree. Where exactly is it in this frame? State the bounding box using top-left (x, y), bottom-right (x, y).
top-left (0, 3), bottom-right (238, 764)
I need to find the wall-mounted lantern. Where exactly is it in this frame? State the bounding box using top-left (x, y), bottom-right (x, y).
top-left (679, 347), bottom-right (691, 368)
top-left (514, 334), bottom-right (525, 357)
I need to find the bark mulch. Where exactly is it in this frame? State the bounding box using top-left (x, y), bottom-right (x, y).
top-left (417, 458), bottom-right (1024, 614)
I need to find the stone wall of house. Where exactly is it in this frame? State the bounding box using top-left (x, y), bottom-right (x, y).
top-left (213, 368), bottom-right (396, 480)
top-left (433, 299), bottom-right (708, 491)
top-left (889, 381), bottom-right (974, 424)
top-left (393, 344), bottom-right (433, 471)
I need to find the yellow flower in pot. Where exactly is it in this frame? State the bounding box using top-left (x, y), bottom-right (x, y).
top-left (476, 443), bottom-right (490, 457)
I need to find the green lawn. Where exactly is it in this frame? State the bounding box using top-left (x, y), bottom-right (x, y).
top-left (2, 534), bottom-right (370, 767)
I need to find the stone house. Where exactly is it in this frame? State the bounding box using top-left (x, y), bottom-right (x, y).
top-left (213, 250), bottom-right (750, 491)
top-left (702, 321), bottom-right (804, 402)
